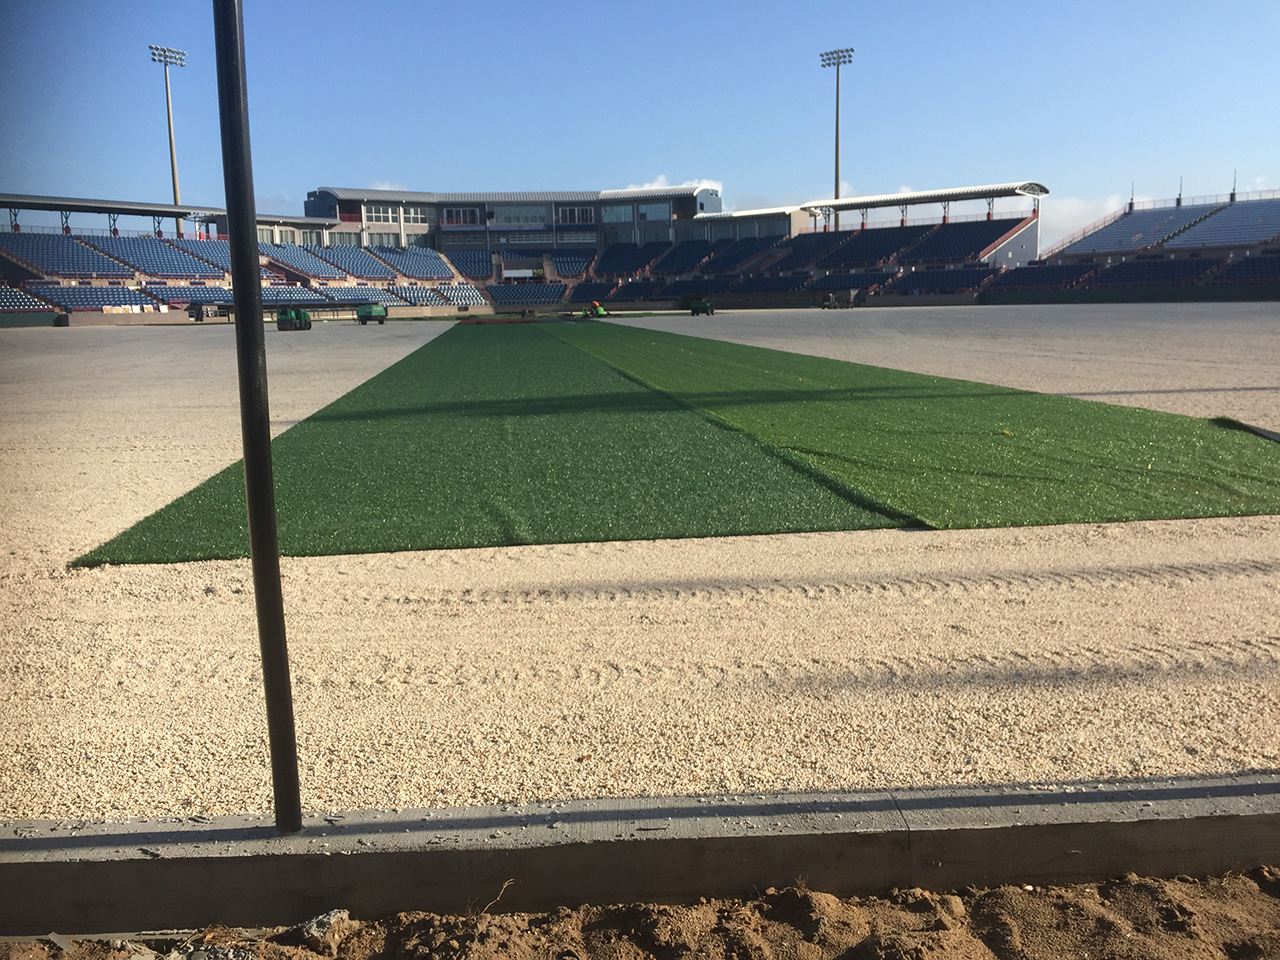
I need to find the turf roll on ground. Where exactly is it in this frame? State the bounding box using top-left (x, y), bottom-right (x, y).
top-left (76, 324), bottom-right (897, 565)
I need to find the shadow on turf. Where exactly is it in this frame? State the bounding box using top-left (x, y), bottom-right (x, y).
top-left (305, 383), bottom-right (1028, 423)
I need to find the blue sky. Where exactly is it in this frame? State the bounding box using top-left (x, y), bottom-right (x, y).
top-left (1, 0), bottom-right (1276, 245)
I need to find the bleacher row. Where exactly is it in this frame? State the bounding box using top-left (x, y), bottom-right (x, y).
top-left (10, 281), bottom-right (490, 312)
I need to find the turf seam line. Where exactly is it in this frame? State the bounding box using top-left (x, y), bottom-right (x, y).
top-left (554, 334), bottom-right (922, 528)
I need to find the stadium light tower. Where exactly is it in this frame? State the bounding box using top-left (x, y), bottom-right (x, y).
top-left (820, 46), bottom-right (855, 231)
top-left (149, 44), bottom-right (187, 237)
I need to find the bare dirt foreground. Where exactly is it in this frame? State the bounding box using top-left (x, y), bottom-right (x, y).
top-left (3, 870), bottom-right (1280, 959)
top-left (2, 304), bottom-right (1280, 952)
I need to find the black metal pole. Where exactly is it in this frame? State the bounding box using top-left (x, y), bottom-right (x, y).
top-left (211, 0), bottom-right (302, 835)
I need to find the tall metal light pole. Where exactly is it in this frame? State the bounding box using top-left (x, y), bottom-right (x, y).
top-left (820, 47), bottom-right (854, 232)
top-left (149, 44), bottom-right (186, 237)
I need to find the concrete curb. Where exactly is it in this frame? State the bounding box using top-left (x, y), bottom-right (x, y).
top-left (2, 773), bottom-right (1277, 935)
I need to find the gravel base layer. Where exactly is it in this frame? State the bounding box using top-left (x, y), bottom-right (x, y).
top-left (2, 304), bottom-right (1278, 822)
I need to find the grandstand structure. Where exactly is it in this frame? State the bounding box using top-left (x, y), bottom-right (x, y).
top-left (3, 181), bottom-right (1279, 321)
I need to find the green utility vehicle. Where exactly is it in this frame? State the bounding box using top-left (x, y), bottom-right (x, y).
top-left (689, 297), bottom-right (715, 316)
top-left (356, 304), bottom-right (387, 325)
top-left (275, 307), bottom-right (312, 331)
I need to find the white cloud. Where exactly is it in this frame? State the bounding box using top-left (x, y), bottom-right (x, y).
top-left (368, 180), bottom-right (409, 191)
top-left (626, 174), bottom-right (724, 194)
top-left (1038, 194), bottom-right (1127, 250)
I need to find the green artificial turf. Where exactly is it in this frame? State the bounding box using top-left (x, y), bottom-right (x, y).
top-left (76, 319), bottom-right (1280, 567)
top-left (549, 322), bottom-right (1280, 528)
top-left (76, 324), bottom-right (897, 565)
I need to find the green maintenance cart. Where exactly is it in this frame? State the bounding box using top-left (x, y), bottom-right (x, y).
top-left (275, 307), bottom-right (312, 331)
top-left (356, 304), bottom-right (387, 325)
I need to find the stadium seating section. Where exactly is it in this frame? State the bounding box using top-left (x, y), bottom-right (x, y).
top-left (169, 238), bottom-right (275, 278)
top-left (885, 267), bottom-right (999, 295)
top-left (83, 236), bottom-right (223, 278)
top-left (701, 236), bottom-right (779, 275)
top-left (987, 263), bottom-right (1096, 289)
top-left (0, 233), bottom-right (132, 277)
top-left (0, 286), bottom-right (56, 310)
top-left (808, 271), bottom-right (895, 291)
top-left (607, 279), bottom-right (664, 301)
top-left (898, 219), bottom-right (1025, 264)
top-left (146, 285), bottom-right (236, 305)
top-left (1211, 254), bottom-right (1280, 284)
top-left (486, 283), bottom-right (567, 306)
top-left (370, 246), bottom-right (456, 279)
top-left (1163, 198), bottom-right (1280, 249)
top-left (438, 284), bottom-right (487, 306)
top-left (1086, 259), bottom-right (1219, 286)
top-left (306, 245), bottom-right (396, 279)
top-left (816, 225), bottom-right (934, 270)
top-left (1060, 205), bottom-right (1218, 256)
top-left (259, 285), bottom-right (333, 305)
top-left (732, 275), bottom-right (810, 293)
top-left (317, 286), bottom-right (407, 305)
top-left (260, 243), bottom-right (346, 279)
top-left (27, 284), bottom-right (157, 310)
top-left (389, 285), bottom-right (448, 306)
top-left (661, 277), bottom-right (735, 297)
top-left (441, 250), bottom-right (493, 279)
top-left (551, 253), bottom-right (593, 277)
top-left (568, 281), bottom-right (616, 303)
top-left (767, 231), bottom-right (851, 272)
top-left (594, 242), bottom-right (671, 276)
top-left (652, 240), bottom-right (715, 275)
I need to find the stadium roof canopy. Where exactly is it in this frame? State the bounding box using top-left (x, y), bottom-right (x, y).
top-left (310, 184), bottom-right (717, 205)
top-left (799, 182), bottom-right (1049, 213)
top-left (0, 193), bottom-right (224, 219)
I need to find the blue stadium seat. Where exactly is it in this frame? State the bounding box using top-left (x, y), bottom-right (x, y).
top-left (1163, 198), bottom-right (1280, 249)
top-left (389, 285), bottom-right (449, 306)
top-left (568, 281), bottom-right (616, 303)
top-left (0, 285), bottom-right (56, 310)
top-left (438, 284), bottom-right (487, 306)
top-left (373, 246), bottom-right (457, 279)
top-left (305, 245), bottom-right (396, 279)
top-left (1060, 205), bottom-right (1219, 256)
top-left (1210, 254), bottom-right (1280, 284)
top-left (767, 231), bottom-right (852, 272)
top-left (439, 250), bottom-right (492, 279)
top-left (700, 236), bottom-right (781, 275)
top-left (807, 271), bottom-right (895, 291)
top-left (815, 225), bottom-right (934, 270)
top-left (898, 219), bottom-right (1025, 264)
top-left (660, 277), bottom-right (735, 297)
top-left (0, 233), bottom-right (132, 278)
top-left (882, 267), bottom-right (999, 295)
top-left (259, 285), bottom-right (333, 305)
top-left (731, 275), bottom-right (810, 293)
top-left (26, 283), bottom-right (158, 310)
top-left (146, 285), bottom-right (236, 305)
top-left (83, 236), bottom-right (223, 279)
top-left (259, 243), bottom-right (346, 279)
top-left (317, 286), bottom-right (409, 305)
top-left (551, 252), bottom-right (594, 277)
top-left (594, 242), bottom-right (671, 276)
top-left (987, 263), bottom-right (1096, 290)
top-left (606, 279), bottom-right (667, 301)
top-left (651, 240), bottom-right (715, 275)
top-left (1086, 258), bottom-right (1219, 285)
top-left (485, 284), bottom-right (567, 306)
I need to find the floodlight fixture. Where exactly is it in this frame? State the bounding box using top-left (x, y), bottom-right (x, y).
top-left (819, 46), bottom-right (855, 229)
top-left (149, 44), bottom-right (187, 235)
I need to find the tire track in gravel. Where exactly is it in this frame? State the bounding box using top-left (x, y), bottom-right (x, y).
top-left (363, 557), bottom-right (1279, 609)
top-left (346, 632), bottom-right (1280, 693)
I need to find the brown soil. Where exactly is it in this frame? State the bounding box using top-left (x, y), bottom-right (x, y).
top-left (5, 870), bottom-right (1279, 960)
